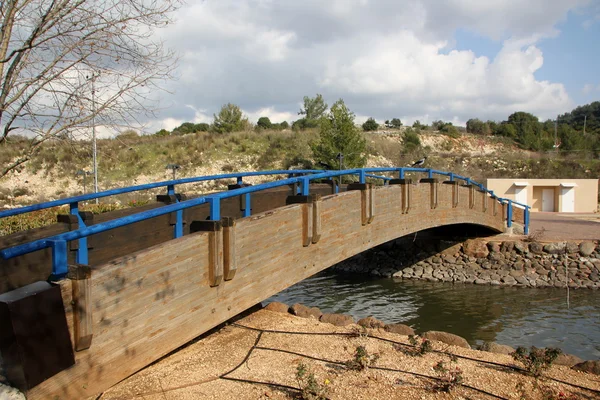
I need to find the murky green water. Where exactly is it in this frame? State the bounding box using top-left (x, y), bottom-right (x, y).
top-left (266, 271), bottom-right (600, 360)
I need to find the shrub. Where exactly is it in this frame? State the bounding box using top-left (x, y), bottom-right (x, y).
top-left (155, 129), bottom-right (170, 136)
top-left (431, 360), bottom-right (463, 393)
top-left (362, 117), bottom-right (379, 132)
top-left (345, 345), bottom-right (379, 371)
top-left (212, 103), bottom-right (248, 133)
top-left (511, 346), bottom-right (562, 377)
top-left (402, 129), bottom-right (421, 153)
top-left (385, 118), bottom-right (402, 129)
top-left (256, 116), bottom-right (272, 130)
top-left (295, 362), bottom-right (329, 400)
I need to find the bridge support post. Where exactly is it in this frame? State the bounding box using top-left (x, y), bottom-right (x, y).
top-left (67, 264), bottom-right (93, 351)
top-left (462, 184), bottom-right (475, 209)
top-left (419, 178), bottom-right (438, 209)
top-left (189, 220), bottom-right (223, 286)
top-left (228, 183), bottom-right (252, 218)
top-left (389, 178), bottom-right (412, 214)
top-left (482, 189), bottom-right (488, 212)
top-left (442, 181), bottom-right (459, 208)
top-left (221, 217), bottom-right (237, 280)
top-left (156, 193), bottom-right (188, 238)
top-left (286, 194), bottom-right (321, 246)
top-left (347, 183), bottom-right (374, 225)
top-left (57, 211), bottom-right (94, 265)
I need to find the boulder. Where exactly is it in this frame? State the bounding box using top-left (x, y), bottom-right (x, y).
top-left (357, 316), bottom-right (385, 329)
top-left (478, 342), bottom-right (514, 355)
top-left (544, 242), bottom-right (566, 255)
top-left (514, 241), bottom-right (529, 254)
top-left (501, 241), bottom-right (515, 253)
top-left (264, 301), bottom-right (290, 313)
top-left (0, 384), bottom-right (25, 400)
top-left (566, 242), bottom-right (580, 254)
top-left (290, 303), bottom-right (322, 319)
top-left (320, 313), bottom-right (354, 326)
top-left (580, 241), bottom-right (597, 257)
top-left (384, 323), bottom-right (415, 336)
top-left (422, 331), bottom-right (470, 349)
top-left (572, 360), bottom-right (600, 375)
top-left (487, 242), bottom-right (501, 253)
top-left (529, 242), bottom-right (544, 254)
top-left (463, 239), bottom-right (489, 258)
top-left (554, 353), bottom-right (584, 367)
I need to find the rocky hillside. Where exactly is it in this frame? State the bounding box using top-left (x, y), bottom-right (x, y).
top-left (1, 129), bottom-right (598, 209)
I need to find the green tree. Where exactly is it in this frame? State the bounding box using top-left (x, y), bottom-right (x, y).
top-left (412, 120), bottom-right (427, 130)
top-left (195, 123), bottom-right (210, 132)
top-left (390, 118), bottom-right (402, 129)
top-left (311, 99), bottom-right (367, 169)
top-left (173, 122), bottom-right (198, 135)
top-left (155, 129), bottom-right (170, 136)
top-left (279, 121), bottom-right (290, 130)
top-left (297, 94), bottom-right (328, 130)
top-left (402, 128), bottom-right (421, 153)
top-left (466, 118), bottom-right (490, 135)
top-left (507, 111), bottom-right (542, 149)
top-left (362, 117), bottom-right (379, 131)
top-left (256, 116), bottom-right (272, 130)
top-left (212, 103), bottom-right (248, 133)
top-left (495, 123), bottom-right (517, 138)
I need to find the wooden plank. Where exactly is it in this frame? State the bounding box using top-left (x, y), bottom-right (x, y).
top-left (312, 196), bottom-right (322, 244)
top-left (68, 265), bottom-right (93, 351)
top-left (223, 217), bottom-right (237, 281)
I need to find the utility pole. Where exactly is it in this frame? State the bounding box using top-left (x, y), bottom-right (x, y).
top-left (554, 114), bottom-right (558, 155)
top-left (90, 72), bottom-right (99, 204)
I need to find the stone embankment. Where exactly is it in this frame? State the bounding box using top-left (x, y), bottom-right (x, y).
top-left (264, 301), bottom-right (599, 374)
top-left (332, 237), bottom-right (600, 289)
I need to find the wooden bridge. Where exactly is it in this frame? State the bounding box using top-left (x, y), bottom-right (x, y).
top-left (0, 168), bottom-right (529, 399)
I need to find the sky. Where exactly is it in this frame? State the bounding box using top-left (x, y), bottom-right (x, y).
top-left (145, 0), bottom-right (600, 132)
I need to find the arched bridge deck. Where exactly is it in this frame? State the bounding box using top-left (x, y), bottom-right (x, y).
top-left (0, 168), bottom-right (529, 399)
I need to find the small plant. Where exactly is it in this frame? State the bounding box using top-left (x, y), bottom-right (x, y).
top-left (345, 345), bottom-right (379, 371)
top-left (510, 346), bottom-right (562, 377)
top-left (406, 335), bottom-right (432, 356)
top-left (431, 360), bottom-right (463, 392)
top-left (295, 362), bottom-right (329, 400)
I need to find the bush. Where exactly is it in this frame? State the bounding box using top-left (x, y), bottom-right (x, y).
top-left (385, 118), bottom-right (402, 129)
top-left (511, 346), bottom-right (562, 377)
top-left (412, 120), bottom-right (427, 130)
top-left (155, 129), bottom-right (170, 136)
top-left (212, 103), bottom-right (248, 133)
top-left (345, 345), bottom-right (379, 371)
top-left (295, 362), bottom-right (329, 400)
top-left (402, 129), bottom-right (421, 153)
top-left (256, 116), bottom-right (272, 130)
top-left (362, 117), bottom-right (379, 132)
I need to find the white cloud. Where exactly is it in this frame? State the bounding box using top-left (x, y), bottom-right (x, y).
top-left (582, 83), bottom-right (595, 94)
top-left (149, 0), bottom-right (590, 127)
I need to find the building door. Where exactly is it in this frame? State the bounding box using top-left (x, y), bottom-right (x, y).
top-left (561, 187), bottom-right (575, 212)
top-left (542, 188), bottom-right (554, 212)
top-left (515, 187), bottom-right (527, 205)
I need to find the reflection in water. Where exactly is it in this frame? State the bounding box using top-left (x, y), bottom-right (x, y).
top-left (266, 271), bottom-right (600, 360)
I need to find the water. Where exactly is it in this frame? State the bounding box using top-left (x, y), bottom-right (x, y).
top-left (266, 271), bottom-right (600, 360)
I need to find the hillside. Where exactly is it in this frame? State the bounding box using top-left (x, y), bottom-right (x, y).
top-left (0, 128), bottom-right (599, 210)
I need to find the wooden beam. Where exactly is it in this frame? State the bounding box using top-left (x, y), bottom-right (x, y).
top-left (67, 265), bottom-right (93, 351)
top-left (222, 217), bottom-right (237, 281)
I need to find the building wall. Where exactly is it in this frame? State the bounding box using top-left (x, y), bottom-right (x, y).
top-left (487, 179), bottom-right (599, 213)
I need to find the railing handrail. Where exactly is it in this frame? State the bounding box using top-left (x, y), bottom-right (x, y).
top-left (1, 167), bottom-right (526, 274)
top-left (0, 169), bottom-right (326, 219)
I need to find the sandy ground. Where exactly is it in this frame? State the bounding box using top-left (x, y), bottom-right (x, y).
top-left (528, 213), bottom-right (600, 241)
top-left (101, 310), bottom-right (600, 400)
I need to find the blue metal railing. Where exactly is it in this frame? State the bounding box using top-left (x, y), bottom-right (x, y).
top-left (1, 167), bottom-right (529, 278)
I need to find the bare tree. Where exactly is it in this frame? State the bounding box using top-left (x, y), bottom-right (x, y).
top-left (0, 0), bottom-right (180, 178)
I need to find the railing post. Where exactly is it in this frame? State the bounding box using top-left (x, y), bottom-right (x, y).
top-left (208, 197), bottom-right (221, 220)
top-left (506, 200), bottom-right (513, 228)
top-left (359, 170), bottom-right (366, 184)
top-left (427, 169), bottom-right (433, 179)
top-left (301, 177), bottom-right (310, 196)
top-left (48, 239), bottom-right (68, 280)
top-left (524, 206), bottom-right (530, 235)
top-left (244, 193), bottom-right (251, 217)
top-left (236, 176), bottom-right (243, 185)
top-left (449, 173), bottom-right (454, 182)
top-left (399, 168), bottom-right (405, 179)
top-left (166, 184), bottom-right (183, 238)
top-left (70, 202), bottom-right (88, 265)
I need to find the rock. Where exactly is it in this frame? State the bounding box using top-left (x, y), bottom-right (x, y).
top-left (440, 243), bottom-right (462, 256)
top-left (385, 323), bottom-right (415, 336)
top-left (510, 270), bottom-right (524, 278)
top-left (478, 342), bottom-right (515, 355)
top-left (422, 331), bottom-right (470, 349)
top-left (320, 313), bottom-right (354, 326)
top-left (445, 256), bottom-right (457, 264)
top-left (392, 270), bottom-right (403, 278)
top-left (290, 303), bottom-right (322, 319)
top-left (566, 242), bottom-right (580, 254)
top-left (514, 241), bottom-right (529, 254)
top-left (529, 242), bottom-right (544, 254)
top-left (463, 239), bottom-right (489, 258)
top-left (544, 242), bottom-right (566, 255)
top-left (502, 276), bottom-right (517, 285)
top-left (487, 242), bottom-right (501, 253)
top-left (0, 384), bottom-right (25, 400)
top-left (475, 278), bottom-right (488, 285)
top-left (264, 302), bottom-right (290, 313)
top-left (555, 353), bottom-right (584, 367)
top-left (580, 241), bottom-right (597, 256)
top-left (357, 316), bottom-right (385, 329)
top-left (501, 241), bottom-right (515, 253)
top-left (572, 360), bottom-right (600, 375)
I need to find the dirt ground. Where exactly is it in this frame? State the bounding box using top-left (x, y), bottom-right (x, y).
top-left (528, 213), bottom-right (599, 241)
top-left (101, 310), bottom-right (600, 400)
